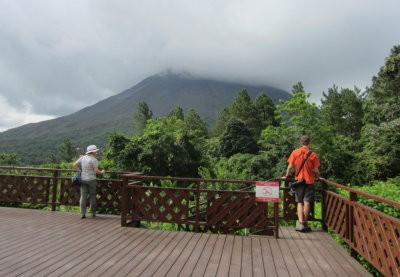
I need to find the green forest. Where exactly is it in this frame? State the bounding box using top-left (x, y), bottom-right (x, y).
top-left (1, 45), bottom-right (399, 197)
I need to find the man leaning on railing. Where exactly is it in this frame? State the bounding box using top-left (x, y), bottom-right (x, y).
top-left (284, 136), bottom-right (320, 233)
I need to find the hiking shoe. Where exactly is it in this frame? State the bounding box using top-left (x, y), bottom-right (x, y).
top-left (80, 214), bottom-right (86, 219)
top-left (301, 226), bottom-right (312, 232)
top-left (295, 223), bottom-right (305, 232)
top-left (300, 223), bottom-right (312, 232)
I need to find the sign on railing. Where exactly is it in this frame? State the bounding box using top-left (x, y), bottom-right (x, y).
top-left (255, 181), bottom-right (279, 202)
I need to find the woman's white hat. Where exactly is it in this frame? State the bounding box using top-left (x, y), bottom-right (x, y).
top-left (85, 145), bottom-right (100, 154)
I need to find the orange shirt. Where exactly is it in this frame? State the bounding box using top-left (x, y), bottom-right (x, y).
top-left (288, 146), bottom-right (320, 184)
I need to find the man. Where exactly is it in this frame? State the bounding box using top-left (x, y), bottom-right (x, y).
top-left (285, 136), bottom-right (320, 232)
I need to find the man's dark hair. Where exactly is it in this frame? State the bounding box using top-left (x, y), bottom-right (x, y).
top-left (300, 136), bottom-right (310, 146)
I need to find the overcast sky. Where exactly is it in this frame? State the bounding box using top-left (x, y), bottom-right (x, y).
top-left (0, 0), bottom-right (399, 132)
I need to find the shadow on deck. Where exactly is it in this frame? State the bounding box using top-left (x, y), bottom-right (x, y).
top-left (0, 207), bottom-right (370, 277)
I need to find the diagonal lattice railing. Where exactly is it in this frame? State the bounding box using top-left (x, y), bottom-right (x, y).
top-left (321, 178), bottom-right (400, 277)
top-left (0, 175), bottom-right (51, 204)
top-left (0, 166), bottom-right (131, 213)
top-left (120, 175), bottom-right (281, 237)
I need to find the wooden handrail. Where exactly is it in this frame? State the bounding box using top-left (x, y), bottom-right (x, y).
top-left (122, 174), bottom-right (257, 185)
top-left (0, 165), bottom-right (142, 176)
top-left (320, 177), bottom-right (400, 208)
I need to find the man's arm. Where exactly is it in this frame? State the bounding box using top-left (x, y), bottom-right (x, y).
top-left (313, 167), bottom-right (320, 180)
top-left (285, 163), bottom-right (294, 178)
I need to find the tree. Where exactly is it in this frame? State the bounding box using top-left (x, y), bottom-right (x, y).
top-left (352, 45), bottom-right (400, 185)
top-left (291, 82), bottom-right (305, 95)
top-left (133, 101), bottom-right (153, 133)
top-left (48, 139), bottom-right (76, 163)
top-left (364, 45), bottom-right (400, 125)
top-left (254, 92), bottom-right (279, 129)
top-left (352, 119), bottom-right (400, 185)
top-left (58, 139), bottom-right (75, 162)
top-left (276, 90), bottom-right (320, 136)
top-left (260, 88), bottom-right (325, 177)
top-left (212, 89), bottom-right (262, 137)
top-left (168, 106), bottom-right (184, 120)
top-left (107, 117), bottom-right (203, 177)
top-left (320, 86), bottom-right (364, 140)
top-left (219, 119), bottom-right (259, 158)
top-left (229, 89), bottom-right (261, 135)
top-left (105, 132), bottom-right (131, 170)
top-left (0, 153), bottom-right (20, 166)
top-left (211, 107), bottom-right (231, 137)
top-left (199, 152), bottom-right (278, 185)
top-left (184, 109), bottom-right (208, 137)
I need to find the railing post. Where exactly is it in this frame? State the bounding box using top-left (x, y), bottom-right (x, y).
top-left (321, 180), bottom-right (328, 231)
top-left (195, 181), bottom-right (200, 233)
top-left (349, 191), bottom-right (357, 258)
top-left (121, 176), bottom-right (128, 227)
top-left (274, 201), bottom-right (279, 238)
top-left (51, 170), bottom-right (59, 211)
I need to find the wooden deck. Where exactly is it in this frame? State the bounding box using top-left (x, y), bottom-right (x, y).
top-left (0, 207), bottom-right (370, 277)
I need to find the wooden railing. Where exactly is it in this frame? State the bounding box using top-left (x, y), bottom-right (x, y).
top-left (0, 166), bottom-right (398, 275)
top-left (0, 166), bottom-right (136, 213)
top-left (320, 178), bottom-right (400, 277)
top-left (120, 175), bottom-right (285, 238)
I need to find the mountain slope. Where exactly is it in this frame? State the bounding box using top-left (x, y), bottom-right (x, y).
top-left (0, 73), bottom-right (290, 164)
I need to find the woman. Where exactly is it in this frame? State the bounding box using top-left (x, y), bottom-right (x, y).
top-left (73, 145), bottom-right (105, 219)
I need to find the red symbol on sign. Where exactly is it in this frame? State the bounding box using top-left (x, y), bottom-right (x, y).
top-left (263, 187), bottom-right (272, 196)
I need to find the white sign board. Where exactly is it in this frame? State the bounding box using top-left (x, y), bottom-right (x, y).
top-left (255, 181), bottom-right (280, 202)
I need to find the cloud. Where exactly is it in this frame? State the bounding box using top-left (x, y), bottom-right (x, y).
top-left (0, 0), bottom-right (399, 130)
top-left (0, 95), bottom-right (55, 132)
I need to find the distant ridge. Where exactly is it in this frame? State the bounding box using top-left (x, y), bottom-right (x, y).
top-left (0, 72), bottom-right (290, 164)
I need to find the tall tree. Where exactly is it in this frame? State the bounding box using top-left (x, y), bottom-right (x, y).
top-left (133, 101), bottom-right (153, 133)
top-left (261, 88), bottom-right (323, 177)
top-left (291, 82), bottom-right (305, 95)
top-left (219, 119), bottom-right (259, 158)
top-left (364, 45), bottom-right (400, 124)
top-left (229, 89), bottom-right (261, 135)
top-left (184, 109), bottom-right (208, 137)
top-left (320, 86), bottom-right (364, 139)
top-left (352, 45), bottom-right (400, 185)
top-left (212, 90), bottom-right (269, 137)
top-left (211, 107), bottom-right (231, 137)
top-left (168, 106), bottom-right (184, 120)
top-left (254, 92), bottom-right (279, 129)
top-left (352, 119), bottom-right (400, 185)
top-left (57, 139), bottom-right (75, 162)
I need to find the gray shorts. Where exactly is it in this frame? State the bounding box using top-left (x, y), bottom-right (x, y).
top-left (294, 183), bottom-right (314, 202)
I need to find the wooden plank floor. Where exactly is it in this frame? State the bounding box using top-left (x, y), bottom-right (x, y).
top-left (0, 207), bottom-right (371, 277)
